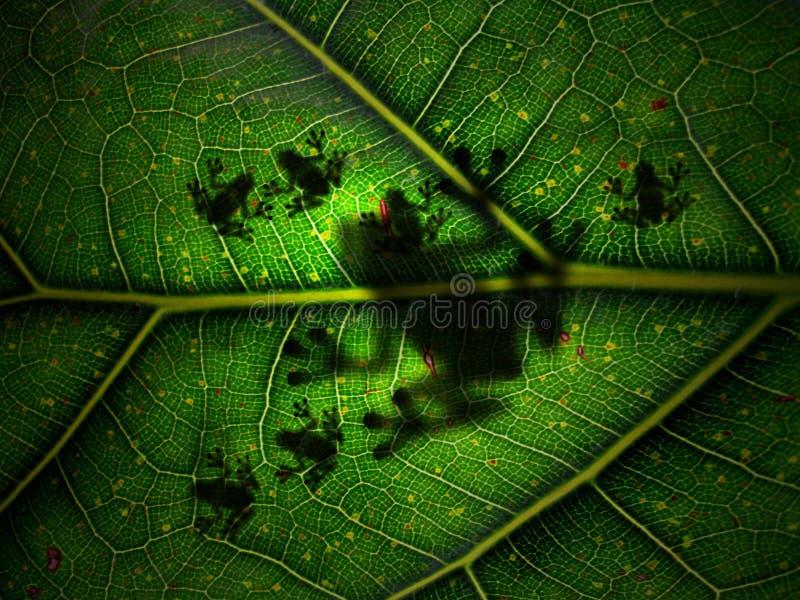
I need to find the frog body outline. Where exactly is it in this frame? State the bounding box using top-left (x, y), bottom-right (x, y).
top-left (359, 183), bottom-right (450, 253)
top-left (193, 448), bottom-right (259, 540)
top-left (606, 161), bottom-right (694, 227)
top-left (275, 398), bottom-right (343, 487)
top-left (264, 129), bottom-right (347, 217)
top-left (187, 158), bottom-right (256, 239)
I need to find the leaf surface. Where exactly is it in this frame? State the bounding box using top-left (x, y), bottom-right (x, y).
top-left (0, 1), bottom-right (798, 598)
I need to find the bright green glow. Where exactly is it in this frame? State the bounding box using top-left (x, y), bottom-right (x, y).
top-left (0, 1), bottom-right (798, 599)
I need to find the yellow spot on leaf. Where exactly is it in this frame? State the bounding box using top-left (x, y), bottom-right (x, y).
top-left (580, 113), bottom-right (590, 123)
top-left (518, 110), bottom-right (528, 120)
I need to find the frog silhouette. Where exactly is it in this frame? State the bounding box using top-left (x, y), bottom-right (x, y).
top-left (193, 447), bottom-right (259, 540)
top-left (264, 129), bottom-right (347, 217)
top-left (187, 158), bottom-right (257, 239)
top-left (275, 398), bottom-right (343, 487)
top-left (606, 161), bottom-right (694, 227)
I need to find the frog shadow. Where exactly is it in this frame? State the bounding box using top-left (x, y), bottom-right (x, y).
top-left (330, 298), bottom-right (531, 461)
top-left (273, 397), bottom-right (343, 488)
top-left (191, 447), bottom-right (259, 541)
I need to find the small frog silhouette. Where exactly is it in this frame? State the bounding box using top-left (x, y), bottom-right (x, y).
top-left (187, 158), bottom-right (257, 239)
top-left (263, 129), bottom-right (347, 217)
top-left (606, 161), bottom-right (694, 227)
top-left (193, 447), bottom-right (259, 540)
top-left (359, 183), bottom-right (450, 253)
top-left (275, 398), bottom-right (343, 487)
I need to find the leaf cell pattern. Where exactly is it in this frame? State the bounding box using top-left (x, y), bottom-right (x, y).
top-left (0, 1), bottom-right (798, 599)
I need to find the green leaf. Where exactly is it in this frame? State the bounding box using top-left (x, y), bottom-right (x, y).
top-left (0, 1), bottom-right (798, 598)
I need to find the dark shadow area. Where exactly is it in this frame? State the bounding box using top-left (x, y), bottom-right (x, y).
top-left (188, 138), bottom-right (573, 482)
top-left (187, 129), bottom-right (348, 238)
top-left (334, 295), bottom-right (531, 460)
top-left (187, 158), bottom-right (257, 240)
top-left (274, 397), bottom-right (343, 488)
top-left (604, 160), bottom-right (694, 228)
top-left (272, 327), bottom-right (343, 489)
top-left (358, 185), bottom-right (451, 253)
top-left (192, 447), bottom-right (259, 541)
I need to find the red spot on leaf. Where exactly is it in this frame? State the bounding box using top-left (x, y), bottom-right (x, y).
top-left (45, 546), bottom-right (61, 571)
top-left (774, 395), bottom-right (796, 403)
top-left (618, 157), bottom-right (628, 170)
top-left (650, 98), bottom-right (667, 111)
top-left (422, 346), bottom-right (438, 378)
top-left (559, 332), bottom-right (570, 342)
top-left (27, 587), bottom-right (42, 599)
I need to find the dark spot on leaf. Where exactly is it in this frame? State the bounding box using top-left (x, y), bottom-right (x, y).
top-left (392, 388), bottom-right (412, 407)
top-left (490, 148), bottom-right (507, 170)
top-left (516, 251), bottom-right (539, 272)
top-left (287, 370), bottom-right (311, 386)
top-left (282, 339), bottom-right (304, 357)
top-left (373, 441), bottom-right (392, 460)
top-left (363, 412), bottom-right (387, 429)
top-left (307, 327), bottom-right (328, 344)
top-left (437, 178), bottom-right (457, 196)
top-left (453, 146), bottom-right (471, 173)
